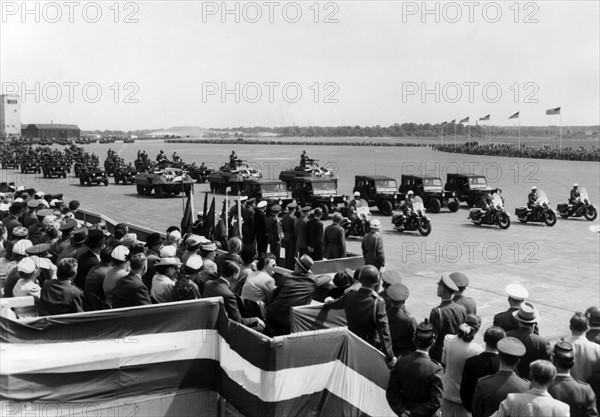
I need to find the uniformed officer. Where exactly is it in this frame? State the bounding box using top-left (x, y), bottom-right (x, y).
top-left (281, 201), bottom-right (297, 269)
top-left (387, 283), bottom-right (418, 357)
top-left (387, 318), bottom-right (443, 417)
top-left (493, 284), bottom-right (530, 333)
top-left (586, 306), bottom-right (600, 345)
top-left (450, 272), bottom-right (477, 315)
top-left (548, 339), bottom-right (598, 417)
top-left (266, 204), bottom-right (283, 263)
top-left (326, 265), bottom-right (396, 367)
top-left (379, 270), bottom-right (403, 309)
top-left (570, 183), bottom-right (581, 205)
top-left (528, 186), bottom-right (539, 209)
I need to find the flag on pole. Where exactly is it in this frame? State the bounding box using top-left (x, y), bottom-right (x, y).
top-left (214, 200), bottom-right (228, 246)
top-left (508, 112), bottom-right (520, 119)
top-left (202, 191), bottom-right (208, 218)
top-left (199, 196), bottom-right (216, 238)
top-left (441, 121), bottom-right (447, 126)
top-left (546, 107), bottom-right (561, 115)
top-left (449, 119), bottom-right (456, 124)
top-left (180, 193), bottom-right (194, 234)
top-left (459, 117), bottom-right (470, 124)
top-left (479, 114), bottom-right (490, 121)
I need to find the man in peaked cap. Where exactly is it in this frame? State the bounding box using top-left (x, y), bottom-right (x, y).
top-left (379, 270), bottom-right (403, 309)
top-left (49, 219), bottom-right (78, 261)
top-left (361, 218), bottom-right (385, 271)
top-left (549, 339), bottom-right (598, 417)
top-left (585, 306), bottom-right (600, 345)
top-left (493, 284), bottom-right (530, 333)
top-left (472, 337), bottom-right (530, 417)
top-left (387, 318), bottom-right (444, 417)
top-left (266, 204), bottom-right (283, 264)
top-left (281, 201), bottom-right (297, 269)
top-left (387, 283), bottom-right (418, 357)
top-left (254, 200), bottom-right (269, 255)
top-left (450, 272), bottom-right (477, 315)
top-left (429, 273), bottom-right (468, 363)
top-left (24, 199), bottom-right (42, 228)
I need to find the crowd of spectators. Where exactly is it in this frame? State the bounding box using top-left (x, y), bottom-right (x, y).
top-left (433, 143), bottom-right (600, 161)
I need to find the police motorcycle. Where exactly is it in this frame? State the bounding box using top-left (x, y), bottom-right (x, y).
top-left (340, 199), bottom-right (371, 237)
top-left (391, 196), bottom-right (432, 236)
top-left (556, 187), bottom-right (597, 221)
top-left (515, 190), bottom-right (557, 226)
top-left (469, 192), bottom-right (511, 229)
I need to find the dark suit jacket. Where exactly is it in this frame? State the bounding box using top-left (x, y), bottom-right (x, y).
top-left (281, 213), bottom-right (296, 244)
top-left (266, 215), bottom-right (282, 247)
top-left (84, 262), bottom-right (110, 301)
top-left (548, 375), bottom-right (598, 417)
top-left (111, 273), bottom-right (151, 308)
top-left (295, 216), bottom-right (309, 250)
top-left (387, 350), bottom-right (444, 417)
top-left (74, 249), bottom-right (100, 290)
top-left (472, 370), bottom-right (530, 417)
top-left (453, 294), bottom-right (477, 315)
top-left (361, 231), bottom-right (385, 269)
top-left (203, 278), bottom-right (256, 326)
top-left (460, 352), bottom-right (500, 412)
top-left (306, 218), bottom-right (324, 260)
top-left (388, 305), bottom-right (418, 356)
top-left (506, 327), bottom-right (552, 378)
top-left (493, 307), bottom-right (520, 332)
top-left (38, 280), bottom-right (84, 316)
top-left (429, 299), bottom-right (468, 362)
top-left (254, 210), bottom-right (268, 244)
top-left (323, 223), bottom-right (346, 259)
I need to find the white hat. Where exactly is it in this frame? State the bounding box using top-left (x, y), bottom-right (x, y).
top-left (17, 257), bottom-right (37, 274)
top-left (167, 230), bottom-right (182, 242)
top-left (35, 191), bottom-right (45, 198)
top-left (31, 255), bottom-right (54, 270)
top-left (185, 255), bottom-right (203, 271)
top-left (13, 239), bottom-right (33, 256)
top-left (353, 191), bottom-right (360, 197)
top-left (257, 200), bottom-right (267, 209)
top-left (505, 284), bottom-right (529, 301)
top-left (531, 186), bottom-right (537, 190)
top-left (239, 195), bottom-right (248, 201)
top-left (16, 186), bottom-right (25, 192)
top-left (160, 245), bottom-right (177, 258)
top-left (370, 219), bottom-right (382, 229)
top-left (573, 183), bottom-right (578, 187)
top-left (407, 190), bottom-right (414, 195)
top-left (13, 198), bottom-right (24, 203)
top-left (111, 245), bottom-right (130, 262)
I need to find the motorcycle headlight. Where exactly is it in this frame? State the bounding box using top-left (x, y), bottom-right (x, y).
top-left (279, 199), bottom-right (283, 205)
top-left (330, 197), bottom-right (334, 202)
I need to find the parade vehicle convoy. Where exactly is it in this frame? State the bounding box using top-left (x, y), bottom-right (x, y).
top-left (398, 175), bottom-right (460, 213)
top-left (242, 179), bottom-right (294, 210)
top-left (391, 196), bottom-right (432, 236)
top-left (515, 190), bottom-right (557, 226)
top-left (20, 160), bottom-right (41, 174)
top-left (444, 173), bottom-right (501, 207)
top-left (41, 161), bottom-right (69, 179)
top-left (556, 187), bottom-right (597, 221)
top-left (352, 175), bottom-right (401, 216)
top-left (1, 157), bottom-right (20, 170)
top-left (134, 165), bottom-right (194, 197)
top-left (278, 173), bottom-right (348, 220)
top-left (79, 166), bottom-right (109, 186)
top-left (208, 159), bottom-right (262, 193)
top-left (113, 164), bottom-right (138, 185)
top-left (186, 163), bottom-right (214, 184)
top-left (468, 192), bottom-right (511, 229)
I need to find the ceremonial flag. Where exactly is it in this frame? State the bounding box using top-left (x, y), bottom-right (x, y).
top-left (546, 107), bottom-right (561, 115)
top-left (459, 116), bottom-right (470, 124)
top-left (509, 112), bottom-right (519, 119)
top-left (202, 191), bottom-right (208, 217)
top-left (199, 196), bottom-right (215, 238)
top-left (449, 119), bottom-right (456, 124)
top-left (479, 114), bottom-right (490, 121)
top-left (180, 193), bottom-right (194, 234)
top-left (214, 200), bottom-right (228, 246)
top-left (441, 121), bottom-right (447, 125)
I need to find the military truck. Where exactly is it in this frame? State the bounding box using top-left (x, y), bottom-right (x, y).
top-left (398, 175), bottom-right (460, 213)
top-left (208, 160), bottom-right (261, 193)
top-left (134, 165), bottom-right (194, 197)
top-left (242, 179), bottom-right (293, 210)
top-left (352, 175), bottom-right (401, 216)
top-left (444, 173), bottom-right (501, 207)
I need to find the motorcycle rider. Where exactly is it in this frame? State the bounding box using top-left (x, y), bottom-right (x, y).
top-left (348, 191), bottom-right (363, 233)
top-left (480, 187), bottom-right (494, 223)
top-left (229, 151), bottom-right (238, 168)
top-left (569, 183), bottom-right (580, 206)
top-left (528, 186), bottom-right (539, 218)
top-left (395, 191), bottom-right (415, 230)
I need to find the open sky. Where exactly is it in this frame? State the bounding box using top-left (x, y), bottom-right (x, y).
top-left (1, 0), bottom-right (599, 130)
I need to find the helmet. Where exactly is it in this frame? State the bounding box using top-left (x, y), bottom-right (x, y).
top-left (353, 191), bottom-right (360, 197)
top-left (573, 183), bottom-right (578, 188)
top-left (407, 190), bottom-right (414, 196)
top-left (531, 186), bottom-right (537, 190)
top-left (359, 265), bottom-right (380, 285)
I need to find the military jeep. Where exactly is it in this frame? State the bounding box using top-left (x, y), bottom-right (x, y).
top-left (79, 166), bottom-right (109, 186)
top-left (352, 175), bottom-right (401, 216)
top-left (444, 173), bottom-right (500, 207)
top-left (399, 175), bottom-right (460, 213)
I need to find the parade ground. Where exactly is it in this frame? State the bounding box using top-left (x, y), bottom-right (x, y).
top-left (2, 140), bottom-right (599, 342)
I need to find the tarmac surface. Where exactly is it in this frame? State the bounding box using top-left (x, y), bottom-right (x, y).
top-left (2, 140), bottom-right (599, 341)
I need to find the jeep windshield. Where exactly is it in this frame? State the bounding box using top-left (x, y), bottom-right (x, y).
top-left (423, 178), bottom-right (443, 191)
top-left (375, 180), bottom-right (397, 193)
top-left (469, 176), bottom-right (488, 190)
top-left (261, 183), bottom-right (289, 198)
top-left (312, 181), bottom-right (338, 195)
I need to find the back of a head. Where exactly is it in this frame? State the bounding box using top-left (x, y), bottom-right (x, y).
top-left (359, 265), bottom-right (380, 287)
top-left (69, 200), bottom-right (80, 211)
top-left (570, 311), bottom-right (590, 333)
top-left (332, 212), bottom-right (342, 224)
top-left (129, 253), bottom-right (147, 271)
top-left (99, 247), bottom-right (113, 263)
top-left (222, 260), bottom-right (240, 278)
top-left (483, 326), bottom-right (506, 349)
top-left (458, 314), bottom-right (482, 342)
top-left (228, 237), bottom-right (242, 254)
top-left (256, 253), bottom-right (276, 271)
top-left (529, 360), bottom-right (557, 385)
top-left (114, 223), bottom-right (129, 240)
top-left (57, 258), bottom-right (78, 280)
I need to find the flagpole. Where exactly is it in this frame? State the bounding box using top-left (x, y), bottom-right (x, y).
top-left (454, 123), bottom-right (457, 145)
top-left (225, 189), bottom-right (229, 238)
top-left (237, 193), bottom-right (242, 239)
top-left (518, 117), bottom-right (521, 148)
top-left (559, 108), bottom-right (562, 151)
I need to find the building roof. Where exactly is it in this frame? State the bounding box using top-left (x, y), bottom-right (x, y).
top-left (25, 124), bottom-right (80, 130)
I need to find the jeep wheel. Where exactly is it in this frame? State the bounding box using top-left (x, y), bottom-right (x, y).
top-left (380, 200), bottom-right (393, 216)
top-left (318, 203), bottom-right (330, 220)
top-left (104, 179), bottom-right (109, 186)
top-left (136, 184), bottom-right (144, 195)
top-left (156, 186), bottom-right (165, 198)
top-left (448, 200), bottom-right (459, 212)
top-left (428, 198), bottom-right (442, 213)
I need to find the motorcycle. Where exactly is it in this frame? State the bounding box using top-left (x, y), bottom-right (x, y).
top-left (556, 187), bottom-right (597, 221)
top-left (469, 193), bottom-right (511, 229)
top-left (341, 201), bottom-right (371, 237)
top-left (515, 190), bottom-right (557, 226)
top-left (391, 197), bottom-right (432, 236)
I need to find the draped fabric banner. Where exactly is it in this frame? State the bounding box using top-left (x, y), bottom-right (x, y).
top-left (1, 298), bottom-right (394, 417)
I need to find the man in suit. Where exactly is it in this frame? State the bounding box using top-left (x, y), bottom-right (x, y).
top-left (567, 312), bottom-right (600, 382)
top-left (323, 212), bottom-right (346, 259)
top-left (461, 326), bottom-right (506, 413)
top-left (586, 307), bottom-right (600, 345)
top-left (450, 272), bottom-right (477, 315)
top-left (548, 340), bottom-right (598, 417)
top-left (281, 201), bottom-right (297, 269)
top-left (295, 206), bottom-right (311, 257)
top-left (386, 283), bottom-right (418, 357)
top-left (472, 337), bottom-right (531, 417)
top-left (361, 219), bottom-right (385, 271)
top-left (387, 318), bottom-right (444, 417)
top-left (492, 360), bottom-right (570, 417)
top-left (254, 201), bottom-right (269, 255)
top-left (74, 229), bottom-right (106, 289)
top-left (266, 204), bottom-right (283, 264)
top-left (2, 202), bottom-right (24, 237)
top-left (507, 302), bottom-right (552, 378)
top-left (84, 248), bottom-right (112, 302)
top-left (111, 253), bottom-right (151, 308)
top-left (38, 258), bottom-right (84, 316)
top-left (306, 207), bottom-right (324, 261)
top-left (57, 227), bottom-right (88, 263)
top-left (143, 233), bottom-right (163, 291)
top-left (203, 260), bottom-right (264, 330)
top-left (494, 284), bottom-right (530, 333)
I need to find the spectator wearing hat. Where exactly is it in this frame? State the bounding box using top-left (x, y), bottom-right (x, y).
top-left (12, 257), bottom-right (41, 318)
top-left (173, 255), bottom-right (202, 301)
top-left (26, 243), bottom-right (55, 287)
top-left (7, 226), bottom-right (28, 256)
top-left (204, 260), bottom-right (265, 331)
top-left (387, 283), bottom-right (418, 357)
top-left (472, 337), bottom-right (530, 417)
top-left (103, 245), bottom-right (131, 307)
top-left (492, 360), bottom-right (569, 417)
top-left (195, 256), bottom-right (218, 294)
top-left (57, 227), bottom-right (88, 263)
top-left (306, 207), bottom-right (324, 261)
top-left (441, 314), bottom-right (484, 417)
top-left (494, 284), bottom-right (530, 333)
top-left (328, 268), bottom-right (356, 299)
top-left (111, 253), bottom-right (150, 308)
top-left (84, 248), bottom-right (112, 302)
top-left (549, 339), bottom-right (597, 417)
top-left (295, 206), bottom-right (311, 257)
top-left (461, 326), bottom-right (506, 413)
top-left (105, 223), bottom-right (129, 249)
top-left (361, 219), bottom-right (385, 271)
top-left (165, 227), bottom-right (182, 254)
top-left (586, 307), bottom-right (600, 345)
top-left (233, 246), bottom-right (257, 296)
top-left (3, 201), bottom-right (24, 237)
top-left (143, 233), bottom-right (163, 290)
top-left (507, 302), bottom-right (552, 378)
top-left (267, 254), bottom-right (331, 335)
top-left (567, 312), bottom-right (600, 383)
top-left (266, 204), bottom-right (283, 264)
top-left (281, 201), bottom-right (297, 269)
top-left (74, 230), bottom-right (107, 290)
top-left (429, 274), bottom-right (468, 363)
top-left (23, 199), bottom-right (42, 228)
top-left (29, 210), bottom-right (58, 245)
top-left (49, 219), bottom-right (77, 262)
top-left (151, 257), bottom-right (182, 303)
top-left (241, 253), bottom-right (277, 317)
top-left (379, 270), bottom-right (403, 309)
top-left (326, 265), bottom-right (396, 365)
top-left (38, 258), bottom-right (84, 316)
top-left (182, 234), bottom-right (203, 266)
top-left (450, 272), bottom-right (477, 315)
top-left (323, 212), bottom-right (346, 260)
top-left (200, 241), bottom-right (217, 263)
top-left (2, 239), bottom-right (34, 297)
top-left (387, 318), bottom-right (444, 417)
top-left (254, 200), bottom-right (269, 255)
top-left (215, 237), bottom-right (243, 274)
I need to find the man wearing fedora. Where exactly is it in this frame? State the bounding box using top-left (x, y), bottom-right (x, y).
top-left (74, 229), bottom-right (107, 290)
top-left (151, 257), bottom-right (182, 303)
top-left (323, 212), bottom-right (346, 260)
top-left (361, 219), bottom-right (385, 271)
top-left (266, 254), bottom-right (331, 335)
top-left (507, 302), bottom-right (552, 378)
top-left (57, 227), bottom-right (88, 263)
top-left (494, 284), bottom-right (531, 333)
top-left (306, 207), bottom-right (324, 261)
